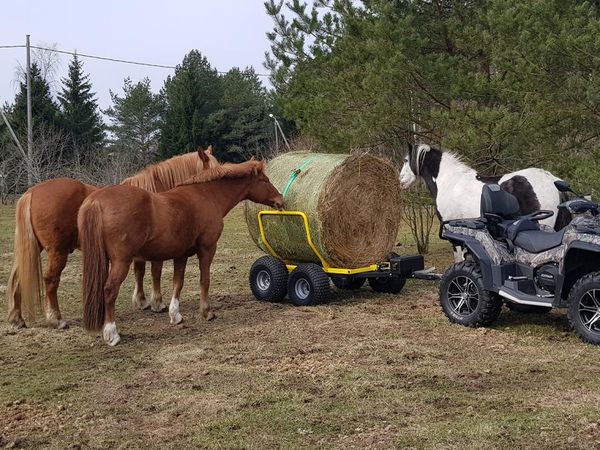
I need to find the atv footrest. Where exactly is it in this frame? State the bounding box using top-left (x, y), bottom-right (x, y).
top-left (498, 286), bottom-right (554, 307)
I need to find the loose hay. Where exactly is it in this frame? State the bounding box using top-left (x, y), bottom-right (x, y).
top-left (245, 151), bottom-right (402, 267)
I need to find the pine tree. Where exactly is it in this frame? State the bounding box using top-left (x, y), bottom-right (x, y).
top-left (160, 50), bottom-right (223, 158)
top-left (104, 77), bottom-right (164, 162)
top-left (211, 67), bottom-right (272, 161)
top-left (58, 55), bottom-right (104, 157)
top-left (12, 63), bottom-right (61, 136)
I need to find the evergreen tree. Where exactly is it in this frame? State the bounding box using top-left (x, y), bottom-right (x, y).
top-left (12, 63), bottom-right (61, 136)
top-left (209, 67), bottom-right (272, 161)
top-left (58, 55), bottom-right (104, 156)
top-left (160, 50), bottom-right (223, 158)
top-left (104, 77), bottom-right (164, 162)
top-left (266, 0), bottom-right (600, 182)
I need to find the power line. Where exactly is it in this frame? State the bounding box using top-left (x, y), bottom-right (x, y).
top-left (0, 43), bottom-right (271, 77)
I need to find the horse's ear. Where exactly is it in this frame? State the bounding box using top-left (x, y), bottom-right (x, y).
top-left (198, 147), bottom-right (210, 169)
top-left (406, 142), bottom-right (413, 156)
top-left (205, 145), bottom-right (213, 155)
top-left (250, 155), bottom-right (255, 161)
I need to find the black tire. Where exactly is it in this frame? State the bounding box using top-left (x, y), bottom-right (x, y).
top-left (567, 271), bottom-right (600, 345)
top-left (287, 263), bottom-right (330, 306)
top-left (439, 261), bottom-right (502, 327)
top-left (249, 256), bottom-right (289, 302)
top-left (368, 276), bottom-right (406, 294)
top-left (331, 276), bottom-right (366, 290)
top-left (506, 303), bottom-right (552, 314)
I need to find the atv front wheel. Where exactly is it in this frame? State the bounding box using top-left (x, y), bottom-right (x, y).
top-left (568, 272), bottom-right (600, 345)
top-left (439, 261), bottom-right (502, 327)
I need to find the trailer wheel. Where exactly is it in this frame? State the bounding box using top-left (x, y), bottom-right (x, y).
top-left (249, 256), bottom-right (289, 302)
top-left (368, 276), bottom-right (406, 294)
top-left (331, 276), bottom-right (365, 290)
top-left (288, 264), bottom-right (330, 306)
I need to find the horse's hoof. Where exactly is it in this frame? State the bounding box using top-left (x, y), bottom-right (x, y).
top-left (152, 303), bottom-right (168, 313)
top-left (170, 313), bottom-right (183, 325)
top-left (10, 320), bottom-right (26, 330)
top-left (102, 322), bottom-right (121, 346)
top-left (8, 313), bottom-right (26, 329)
top-left (132, 292), bottom-right (150, 310)
top-left (139, 301), bottom-right (151, 311)
top-left (56, 319), bottom-right (69, 330)
top-left (204, 311), bottom-right (216, 321)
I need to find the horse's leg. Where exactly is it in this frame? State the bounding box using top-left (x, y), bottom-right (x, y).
top-left (7, 286), bottom-right (25, 329)
top-left (150, 260), bottom-right (166, 312)
top-left (102, 259), bottom-right (131, 346)
top-left (198, 244), bottom-right (217, 321)
top-left (132, 260), bottom-right (150, 310)
top-left (43, 250), bottom-right (69, 329)
top-left (168, 257), bottom-right (187, 325)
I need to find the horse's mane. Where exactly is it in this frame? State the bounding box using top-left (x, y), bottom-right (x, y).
top-left (412, 144), bottom-right (471, 175)
top-left (121, 152), bottom-right (208, 192)
top-left (178, 160), bottom-right (265, 186)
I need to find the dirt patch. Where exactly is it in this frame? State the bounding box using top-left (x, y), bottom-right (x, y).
top-left (1, 205), bottom-right (600, 448)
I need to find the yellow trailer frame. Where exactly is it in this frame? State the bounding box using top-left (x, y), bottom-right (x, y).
top-left (257, 210), bottom-right (391, 275)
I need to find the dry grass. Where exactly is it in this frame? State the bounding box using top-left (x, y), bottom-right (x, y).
top-left (1, 203), bottom-right (600, 449)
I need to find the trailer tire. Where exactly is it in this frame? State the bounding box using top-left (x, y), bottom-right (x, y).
top-left (439, 261), bottom-right (502, 327)
top-left (288, 264), bottom-right (330, 306)
top-left (368, 276), bottom-right (406, 294)
top-left (249, 256), bottom-right (289, 302)
top-left (331, 276), bottom-right (365, 290)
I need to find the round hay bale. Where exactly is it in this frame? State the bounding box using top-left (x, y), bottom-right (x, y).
top-left (245, 151), bottom-right (402, 267)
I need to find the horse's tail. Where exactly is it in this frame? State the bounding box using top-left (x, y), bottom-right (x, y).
top-left (79, 200), bottom-right (108, 331)
top-left (554, 188), bottom-right (572, 231)
top-left (7, 191), bottom-right (43, 321)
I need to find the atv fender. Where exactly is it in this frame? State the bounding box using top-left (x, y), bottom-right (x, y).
top-left (443, 231), bottom-right (495, 290)
top-left (559, 241), bottom-right (600, 303)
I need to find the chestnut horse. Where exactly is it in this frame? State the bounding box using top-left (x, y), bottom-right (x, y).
top-left (78, 156), bottom-right (284, 345)
top-left (6, 147), bottom-right (218, 329)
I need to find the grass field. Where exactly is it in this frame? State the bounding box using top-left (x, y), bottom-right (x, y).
top-left (1, 203), bottom-right (600, 449)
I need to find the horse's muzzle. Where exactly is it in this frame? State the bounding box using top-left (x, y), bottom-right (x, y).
top-left (272, 196), bottom-right (284, 210)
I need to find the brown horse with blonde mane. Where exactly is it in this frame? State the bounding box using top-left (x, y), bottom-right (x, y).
top-left (7, 147), bottom-right (218, 329)
top-left (78, 155), bottom-right (283, 346)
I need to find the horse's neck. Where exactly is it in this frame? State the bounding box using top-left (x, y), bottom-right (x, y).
top-left (194, 177), bottom-right (251, 217)
top-left (427, 153), bottom-right (483, 220)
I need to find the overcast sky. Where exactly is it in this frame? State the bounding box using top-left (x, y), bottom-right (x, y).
top-left (0, 0), bottom-right (274, 110)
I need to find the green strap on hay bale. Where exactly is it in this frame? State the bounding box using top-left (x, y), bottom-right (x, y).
top-left (245, 151), bottom-right (402, 268)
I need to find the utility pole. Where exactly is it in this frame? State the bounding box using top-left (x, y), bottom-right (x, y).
top-left (270, 113), bottom-right (278, 150)
top-left (269, 113), bottom-right (290, 150)
top-left (26, 34), bottom-right (33, 186)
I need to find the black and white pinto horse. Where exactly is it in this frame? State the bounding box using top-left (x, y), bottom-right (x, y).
top-left (399, 144), bottom-right (570, 230)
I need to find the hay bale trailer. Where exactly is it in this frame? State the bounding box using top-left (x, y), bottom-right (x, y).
top-left (245, 152), bottom-right (438, 306)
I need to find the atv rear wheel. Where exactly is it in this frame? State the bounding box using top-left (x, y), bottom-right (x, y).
top-left (568, 272), bottom-right (600, 345)
top-left (440, 261), bottom-right (502, 327)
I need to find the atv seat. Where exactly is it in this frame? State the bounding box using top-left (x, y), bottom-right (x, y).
top-left (513, 229), bottom-right (566, 253)
top-left (480, 184), bottom-right (565, 253)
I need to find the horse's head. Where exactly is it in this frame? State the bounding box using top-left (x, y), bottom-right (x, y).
top-left (399, 143), bottom-right (434, 189)
top-left (245, 161), bottom-right (284, 209)
top-left (198, 145), bottom-right (219, 170)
